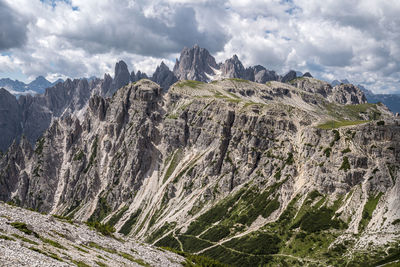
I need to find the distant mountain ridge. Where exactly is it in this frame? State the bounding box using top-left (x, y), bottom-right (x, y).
top-left (0, 45), bottom-right (386, 152)
top-left (0, 76), bottom-right (64, 95)
top-left (331, 80), bottom-right (400, 114)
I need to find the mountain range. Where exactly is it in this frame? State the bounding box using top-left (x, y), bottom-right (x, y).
top-left (0, 76), bottom-right (64, 95)
top-left (0, 45), bottom-right (399, 266)
top-left (332, 79), bottom-right (400, 114)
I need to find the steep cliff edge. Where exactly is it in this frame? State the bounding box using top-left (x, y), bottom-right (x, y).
top-left (0, 78), bottom-right (399, 266)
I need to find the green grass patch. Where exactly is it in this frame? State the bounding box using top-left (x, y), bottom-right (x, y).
top-left (71, 260), bottom-right (90, 267)
top-left (359, 192), bottom-right (383, 232)
top-left (52, 214), bottom-right (73, 224)
top-left (317, 120), bottom-right (368, 129)
top-left (72, 245), bottom-right (89, 253)
top-left (35, 137), bottom-right (45, 155)
top-left (83, 135), bottom-right (98, 173)
top-left (89, 194), bottom-right (111, 223)
top-left (298, 207), bottom-right (345, 233)
top-left (119, 252), bottom-right (151, 266)
top-left (179, 235), bottom-right (213, 253)
top-left (10, 222), bottom-right (39, 237)
top-left (95, 261), bottom-right (108, 267)
top-left (0, 234), bottom-right (15, 241)
top-left (73, 150), bottom-right (85, 161)
top-left (40, 236), bottom-right (67, 250)
top-left (200, 225), bottom-right (230, 242)
top-left (163, 149), bottom-right (183, 183)
top-left (29, 247), bottom-right (63, 262)
top-left (146, 221), bottom-right (177, 243)
top-left (106, 205), bottom-right (129, 227)
top-left (162, 247), bottom-right (228, 267)
top-left (229, 78), bottom-right (250, 83)
top-left (342, 147), bottom-right (351, 153)
top-left (86, 221), bottom-right (115, 236)
top-left (339, 156), bottom-right (351, 171)
top-left (11, 233), bottom-right (38, 245)
top-left (119, 209), bottom-right (141, 236)
top-left (176, 80), bottom-right (204, 88)
top-left (223, 231), bottom-right (280, 255)
top-left (154, 234), bottom-right (181, 250)
top-left (88, 242), bottom-right (117, 254)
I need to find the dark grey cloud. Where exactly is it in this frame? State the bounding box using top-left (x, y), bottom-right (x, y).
top-left (60, 1), bottom-right (229, 57)
top-left (0, 0), bottom-right (28, 50)
top-left (1, 0), bottom-right (399, 94)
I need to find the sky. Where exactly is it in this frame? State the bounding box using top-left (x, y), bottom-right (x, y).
top-left (0, 0), bottom-right (399, 94)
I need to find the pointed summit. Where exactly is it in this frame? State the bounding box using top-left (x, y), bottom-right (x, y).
top-left (111, 60), bottom-right (131, 95)
top-left (281, 70), bottom-right (297, 83)
top-left (173, 45), bottom-right (217, 82)
top-left (220, 54), bottom-right (246, 78)
top-left (152, 61), bottom-right (177, 90)
top-left (131, 70), bottom-right (148, 83)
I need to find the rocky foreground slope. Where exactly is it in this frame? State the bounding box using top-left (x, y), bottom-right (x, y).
top-left (0, 78), bottom-right (399, 266)
top-left (0, 202), bottom-right (183, 266)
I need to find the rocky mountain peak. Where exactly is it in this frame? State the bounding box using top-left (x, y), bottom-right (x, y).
top-left (220, 54), bottom-right (246, 79)
top-left (131, 70), bottom-right (148, 83)
top-left (281, 70), bottom-right (297, 83)
top-left (112, 60), bottom-right (131, 95)
top-left (151, 62), bottom-right (177, 90)
top-left (330, 83), bottom-right (367, 104)
top-left (173, 45), bottom-right (217, 82)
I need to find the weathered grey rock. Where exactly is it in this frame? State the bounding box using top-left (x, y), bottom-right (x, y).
top-left (173, 44), bottom-right (218, 82)
top-left (220, 54), bottom-right (247, 79)
top-left (302, 72), bottom-right (313, 78)
top-left (151, 62), bottom-right (177, 90)
top-left (131, 70), bottom-right (148, 82)
top-left (110, 60), bottom-right (131, 96)
top-left (330, 83), bottom-right (367, 104)
top-left (0, 202), bottom-right (184, 266)
top-left (281, 70), bottom-right (297, 83)
top-left (252, 65), bottom-right (280, 83)
top-left (0, 88), bottom-right (22, 152)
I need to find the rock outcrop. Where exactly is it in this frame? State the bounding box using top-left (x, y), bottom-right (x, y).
top-left (220, 54), bottom-right (248, 79)
top-left (281, 70), bottom-right (297, 83)
top-left (0, 88), bottom-right (22, 152)
top-left (0, 202), bottom-right (183, 266)
top-left (110, 60), bottom-right (131, 96)
top-left (173, 44), bottom-right (218, 82)
top-left (130, 70), bottom-right (148, 82)
top-left (252, 65), bottom-right (280, 83)
top-left (151, 62), bottom-right (177, 90)
top-left (330, 83), bottom-right (367, 105)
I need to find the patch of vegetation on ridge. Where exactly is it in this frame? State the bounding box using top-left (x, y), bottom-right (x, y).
top-left (317, 120), bottom-right (369, 129)
top-left (228, 78), bottom-right (250, 83)
top-left (163, 149), bottom-right (183, 183)
top-left (339, 156), bottom-right (351, 171)
top-left (88, 195), bottom-right (111, 223)
top-left (162, 247), bottom-right (229, 267)
top-left (106, 205), bottom-right (129, 227)
top-left (84, 135), bottom-right (98, 173)
top-left (359, 192), bottom-right (383, 232)
top-left (178, 235), bottom-right (213, 253)
top-left (119, 209), bottom-right (142, 236)
top-left (176, 80), bottom-right (204, 88)
top-left (86, 221), bottom-right (115, 237)
top-left (10, 222), bottom-right (39, 238)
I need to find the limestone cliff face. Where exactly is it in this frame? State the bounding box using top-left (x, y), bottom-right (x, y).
top-left (0, 88), bottom-right (22, 152)
top-left (0, 79), bottom-right (399, 265)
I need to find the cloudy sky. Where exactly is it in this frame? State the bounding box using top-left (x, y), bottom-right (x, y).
top-left (0, 0), bottom-right (399, 94)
